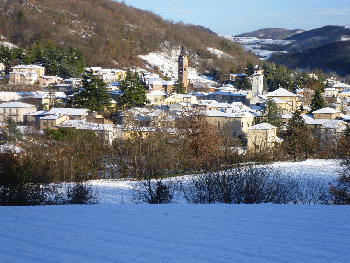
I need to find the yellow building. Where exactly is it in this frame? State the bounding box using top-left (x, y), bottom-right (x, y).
top-left (247, 123), bottom-right (277, 152)
top-left (266, 88), bottom-right (297, 112)
top-left (9, 65), bottom-right (45, 85)
top-left (312, 107), bottom-right (340, 119)
top-left (146, 90), bottom-right (169, 106)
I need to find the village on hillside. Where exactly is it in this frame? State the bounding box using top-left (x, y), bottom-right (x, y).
top-left (1, 45), bottom-right (350, 155)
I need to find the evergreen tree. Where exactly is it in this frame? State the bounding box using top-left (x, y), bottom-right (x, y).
top-left (284, 110), bottom-right (314, 161)
top-left (67, 74), bottom-right (111, 111)
top-left (172, 81), bottom-right (186, 94)
top-left (260, 99), bottom-right (283, 130)
top-left (310, 88), bottom-right (326, 112)
top-left (245, 60), bottom-right (254, 76)
top-left (5, 117), bottom-right (22, 142)
top-left (118, 70), bottom-right (148, 109)
top-left (0, 45), bottom-right (24, 74)
top-left (234, 76), bottom-right (252, 90)
top-left (337, 124), bottom-right (350, 159)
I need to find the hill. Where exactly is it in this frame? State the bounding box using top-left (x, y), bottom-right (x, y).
top-left (235, 28), bottom-right (304, 40)
top-left (0, 0), bottom-right (258, 77)
top-left (284, 25), bottom-right (350, 52)
top-left (270, 40), bottom-right (350, 77)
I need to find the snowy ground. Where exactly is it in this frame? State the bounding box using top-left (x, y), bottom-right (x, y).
top-left (1, 204), bottom-right (350, 262)
top-left (139, 47), bottom-right (218, 87)
top-left (1, 159), bottom-right (349, 263)
top-left (90, 159), bottom-right (341, 205)
top-left (218, 35), bottom-right (292, 60)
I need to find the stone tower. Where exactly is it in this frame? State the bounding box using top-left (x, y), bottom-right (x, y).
top-left (252, 64), bottom-right (264, 97)
top-left (178, 46), bottom-right (189, 92)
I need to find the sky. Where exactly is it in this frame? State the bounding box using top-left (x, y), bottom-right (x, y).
top-left (119, 0), bottom-right (350, 35)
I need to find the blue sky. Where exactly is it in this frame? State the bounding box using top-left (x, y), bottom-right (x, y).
top-left (120, 0), bottom-right (350, 35)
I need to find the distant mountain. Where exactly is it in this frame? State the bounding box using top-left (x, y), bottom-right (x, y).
top-left (284, 25), bottom-right (350, 52)
top-left (235, 28), bottom-right (304, 40)
top-left (270, 40), bottom-right (350, 77)
top-left (286, 25), bottom-right (350, 40)
top-left (227, 25), bottom-right (350, 76)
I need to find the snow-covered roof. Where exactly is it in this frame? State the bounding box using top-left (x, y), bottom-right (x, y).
top-left (48, 108), bottom-right (89, 116)
top-left (206, 110), bottom-right (254, 118)
top-left (272, 97), bottom-right (287, 104)
top-left (59, 119), bottom-right (121, 131)
top-left (40, 114), bottom-right (61, 120)
top-left (27, 110), bottom-right (48, 116)
top-left (312, 107), bottom-right (340, 114)
top-left (11, 64), bottom-right (44, 69)
top-left (248, 123), bottom-right (276, 130)
top-left (282, 114), bottom-right (292, 119)
top-left (266, 88), bottom-right (296, 97)
top-left (341, 114), bottom-right (350, 121)
top-left (322, 120), bottom-right (343, 129)
top-left (0, 102), bottom-right (36, 108)
top-left (147, 90), bottom-right (168, 96)
top-left (338, 91), bottom-right (350, 96)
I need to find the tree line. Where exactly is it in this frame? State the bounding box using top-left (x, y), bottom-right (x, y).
top-left (0, 41), bottom-right (86, 79)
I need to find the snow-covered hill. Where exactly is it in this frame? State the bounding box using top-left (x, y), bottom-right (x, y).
top-left (139, 46), bottom-right (218, 86)
top-left (1, 159), bottom-right (347, 262)
top-left (219, 34), bottom-right (292, 60)
top-left (1, 203), bottom-right (349, 262)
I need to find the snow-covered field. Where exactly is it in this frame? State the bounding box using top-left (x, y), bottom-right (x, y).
top-left (1, 159), bottom-right (349, 263)
top-left (1, 204), bottom-right (349, 262)
top-left (218, 34), bottom-right (293, 60)
top-left (139, 47), bottom-right (218, 86)
top-left (90, 159), bottom-right (341, 205)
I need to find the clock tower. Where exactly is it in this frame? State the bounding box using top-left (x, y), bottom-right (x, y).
top-left (178, 46), bottom-right (189, 93)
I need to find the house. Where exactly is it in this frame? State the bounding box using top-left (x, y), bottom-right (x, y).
top-left (122, 126), bottom-right (176, 140)
top-left (246, 123), bottom-right (277, 152)
top-left (303, 115), bottom-right (345, 146)
top-left (206, 109), bottom-right (255, 134)
top-left (164, 94), bottom-right (197, 105)
top-left (312, 107), bottom-right (340, 120)
top-left (0, 102), bottom-right (37, 123)
top-left (229, 73), bottom-right (246, 83)
top-left (27, 108), bottom-right (89, 128)
top-left (121, 107), bottom-right (174, 128)
top-left (39, 75), bottom-right (63, 87)
top-left (55, 78), bottom-right (82, 91)
top-left (265, 88), bottom-right (297, 112)
top-left (207, 90), bottom-right (249, 104)
top-left (146, 90), bottom-right (168, 106)
top-left (122, 126), bottom-right (156, 140)
top-left (324, 88), bottom-right (338, 97)
top-left (58, 119), bottom-right (123, 145)
top-left (9, 64), bottom-right (45, 85)
top-left (11, 64), bottom-right (45, 76)
top-left (147, 78), bottom-right (175, 93)
top-left (39, 114), bottom-right (70, 130)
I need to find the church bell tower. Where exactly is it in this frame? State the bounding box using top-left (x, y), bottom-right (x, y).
top-left (178, 46), bottom-right (189, 93)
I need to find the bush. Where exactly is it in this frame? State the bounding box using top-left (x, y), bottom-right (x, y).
top-left (329, 171), bottom-right (350, 205)
top-left (65, 183), bottom-right (98, 205)
top-left (181, 166), bottom-right (330, 204)
top-left (133, 179), bottom-right (174, 204)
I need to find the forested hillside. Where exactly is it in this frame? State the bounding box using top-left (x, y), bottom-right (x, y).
top-left (270, 40), bottom-right (350, 77)
top-left (0, 0), bottom-right (258, 76)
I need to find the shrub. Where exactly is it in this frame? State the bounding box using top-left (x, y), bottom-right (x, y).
top-left (65, 183), bottom-right (98, 205)
top-left (133, 179), bottom-right (173, 204)
top-left (329, 173), bottom-right (350, 205)
top-left (181, 166), bottom-right (330, 204)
